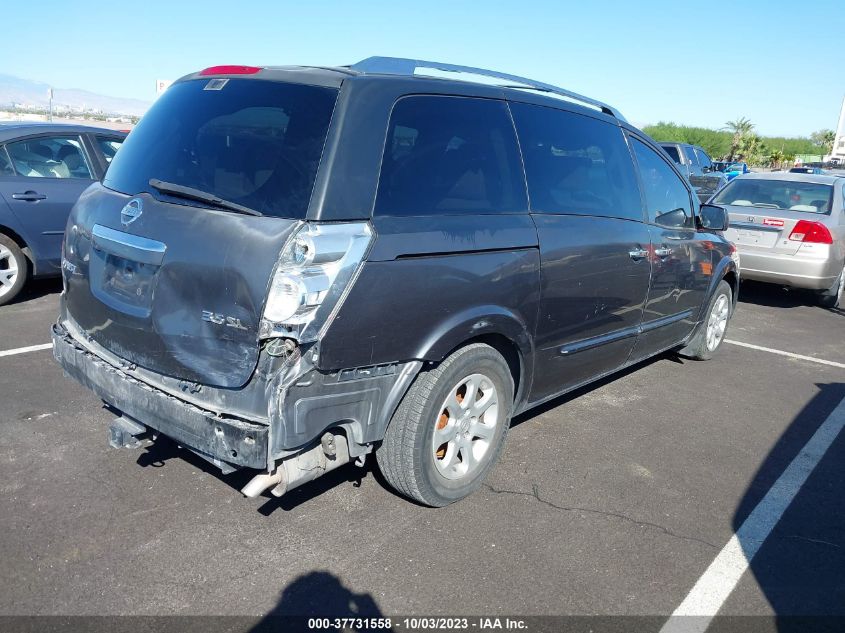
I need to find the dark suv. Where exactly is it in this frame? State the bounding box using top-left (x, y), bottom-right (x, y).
top-left (53, 58), bottom-right (738, 506)
top-left (658, 142), bottom-right (729, 203)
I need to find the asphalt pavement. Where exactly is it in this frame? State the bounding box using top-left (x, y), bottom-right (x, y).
top-left (0, 278), bottom-right (843, 630)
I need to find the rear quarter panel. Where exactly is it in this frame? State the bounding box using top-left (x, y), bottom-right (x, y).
top-left (318, 214), bottom-right (540, 392)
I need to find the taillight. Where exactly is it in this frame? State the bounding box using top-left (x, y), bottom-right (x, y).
top-left (260, 222), bottom-right (373, 343)
top-left (788, 220), bottom-right (833, 245)
top-left (199, 65), bottom-right (262, 76)
top-left (728, 241), bottom-right (740, 266)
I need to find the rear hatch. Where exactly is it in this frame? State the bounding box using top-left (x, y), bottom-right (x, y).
top-left (714, 177), bottom-right (834, 256)
top-left (62, 74), bottom-right (338, 388)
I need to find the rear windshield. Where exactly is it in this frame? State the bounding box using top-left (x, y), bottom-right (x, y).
top-left (103, 78), bottom-right (338, 218)
top-left (712, 179), bottom-right (833, 214)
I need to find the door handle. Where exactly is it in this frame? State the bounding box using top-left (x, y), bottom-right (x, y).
top-left (654, 246), bottom-right (673, 258)
top-left (629, 247), bottom-right (649, 261)
top-left (12, 191), bottom-right (46, 201)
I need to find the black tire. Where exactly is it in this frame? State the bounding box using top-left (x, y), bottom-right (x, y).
top-left (678, 280), bottom-right (733, 361)
top-left (377, 343), bottom-right (514, 507)
top-left (0, 233), bottom-right (27, 307)
top-left (816, 269), bottom-right (843, 309)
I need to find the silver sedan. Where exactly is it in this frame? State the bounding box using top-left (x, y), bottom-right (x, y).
top-left (712, 172), bottom-right (845, 307)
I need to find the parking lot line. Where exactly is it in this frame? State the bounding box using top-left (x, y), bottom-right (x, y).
top-left (725, 339), bottom-right (845, 370)
top-left (0, 343), bottom-right (53, 358)
top-left (659, 393), bottom-right (845, 633)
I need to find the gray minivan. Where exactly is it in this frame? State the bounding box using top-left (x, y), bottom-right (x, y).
top-left (53, 58), bottom-right (738, 506)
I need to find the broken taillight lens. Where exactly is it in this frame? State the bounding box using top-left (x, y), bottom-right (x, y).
top-left (260, 222), bottom-right (373, 343)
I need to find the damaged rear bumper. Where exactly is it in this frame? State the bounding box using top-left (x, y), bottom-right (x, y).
top-left (52, 322), bottom-right (269, 469)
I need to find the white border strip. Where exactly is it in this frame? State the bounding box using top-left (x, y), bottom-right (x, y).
top-left (0, 343), bottom-right (53, 358)
top-left (725, 339), bottom-right (845, 369)
top-left (660, 394), bottom-right (845, 633)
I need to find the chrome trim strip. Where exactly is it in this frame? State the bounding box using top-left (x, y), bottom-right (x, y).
top-left (558, 309), bottom-right (694, 356)
top-left (729, 222), bottom-right (782, 232)
top-left (92, 224), bottom-right (166, 265)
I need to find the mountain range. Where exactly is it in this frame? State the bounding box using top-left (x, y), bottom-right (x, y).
top-left (0, 74), bottom-right (151, 116)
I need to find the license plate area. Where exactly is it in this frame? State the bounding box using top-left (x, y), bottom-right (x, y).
top-left (90, 224), bottom-right (166, 318)
top-left (98, 253), bottom-right (157, 314)
top-left (728, 226), bottom-right (779, 248)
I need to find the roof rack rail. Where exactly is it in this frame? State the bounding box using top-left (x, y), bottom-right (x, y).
top-left (349, 56), bottom-right (624, 121)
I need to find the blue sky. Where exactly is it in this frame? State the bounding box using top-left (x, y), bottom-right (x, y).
top-left (2, 0), bottom-right (843, 137)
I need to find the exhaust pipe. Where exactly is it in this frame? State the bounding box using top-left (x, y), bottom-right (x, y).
top-left (241, 432), bottom-right (352, 499)
top-left (241, 470), bottom-right (284, 498)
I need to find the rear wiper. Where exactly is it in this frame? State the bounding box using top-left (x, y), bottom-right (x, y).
top-left (148, 179), bottom-right (263, 217)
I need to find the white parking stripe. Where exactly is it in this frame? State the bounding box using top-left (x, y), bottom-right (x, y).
top-left (725, 339), bottom-right (845, 369)
top-left (0, 343), bottom-right (53, 358)
top-left (660, 394), bottom-right (845, 633)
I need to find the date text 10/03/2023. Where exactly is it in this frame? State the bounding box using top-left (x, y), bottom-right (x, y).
top-left (307, 617), bottom-right (529, 630)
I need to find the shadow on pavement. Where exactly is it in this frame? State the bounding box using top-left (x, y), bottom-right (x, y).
top-left (135, 433), bottom-right (371, 514)
top-left (738, 280), bottom-right (841, 316)
top-left (728, 382), bottom-right (845, 630)
top-left (7, 277), bottom-right (63, 305)
top-left (250, 570), bottom-right (390, 632)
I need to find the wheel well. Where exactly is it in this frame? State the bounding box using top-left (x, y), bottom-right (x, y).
top-left (445, 333), bottom-right (523, 404)
top-left (0, 225), bottom-right (33, 267)
top-left (723, 270), bottom-right (738, 302)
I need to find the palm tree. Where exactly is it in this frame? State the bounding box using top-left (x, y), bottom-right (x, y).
top-left (769, 148), bottom-right (785, 169)
top-left (810, 129), bottom-right (836, 156)
top-left (723, 117), bottom-right (755, 160)
top-left (737, 134), bottom-right (764, 165)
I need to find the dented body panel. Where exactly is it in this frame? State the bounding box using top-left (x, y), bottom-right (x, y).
top-left (63, 184), bottom-right (300, 388)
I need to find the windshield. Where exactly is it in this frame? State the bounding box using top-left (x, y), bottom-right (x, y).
top-left (712, 179), bottom-right (833, 213)
top-left (103, 78), bottom-right (338, 218)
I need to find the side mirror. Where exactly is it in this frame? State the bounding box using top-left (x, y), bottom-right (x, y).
top-left (698, 203), bottom-right (729, 231)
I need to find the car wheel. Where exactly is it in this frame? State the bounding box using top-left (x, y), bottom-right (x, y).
top-left (817, 269), bottom-right (843, 309)
top-left (678, 280), bottom-right (733, 361)
top-left (0, 234), bottom-right (27, 307)
top-left (377, 343), bottom-right (514, 507)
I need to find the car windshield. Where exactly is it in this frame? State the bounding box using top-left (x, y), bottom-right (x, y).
top-left (103, 78), bottom-right (338, 219)
top-left (712, 179), bottom-right (833, 213)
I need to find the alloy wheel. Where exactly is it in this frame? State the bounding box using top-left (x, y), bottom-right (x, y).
top-left (0, 244), bottom-right (18, 299)
top-left (706, 293), bottom-right (729, 351)
top-left (431, 373), bottom-right (499, 480)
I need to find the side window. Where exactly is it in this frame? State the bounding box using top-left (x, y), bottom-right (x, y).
top-left (96, 136), bottom-right (124, 164)
top-left (5, 136), bottom-right (93, 179)
top-left (695, 148), bottom-right (712, 171)
top-left (661, 145), bottom-right (682, 165)
top-left (632, 138), bottom-right (693, 228)
top-left (374, 96), bottom-right (526, 216)
top-left (684, 146), bottom-right (699, 168)
top-left (510, 102), bottom-right (642, 221)
top-left (0, 146), bottom-right (13, 176)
